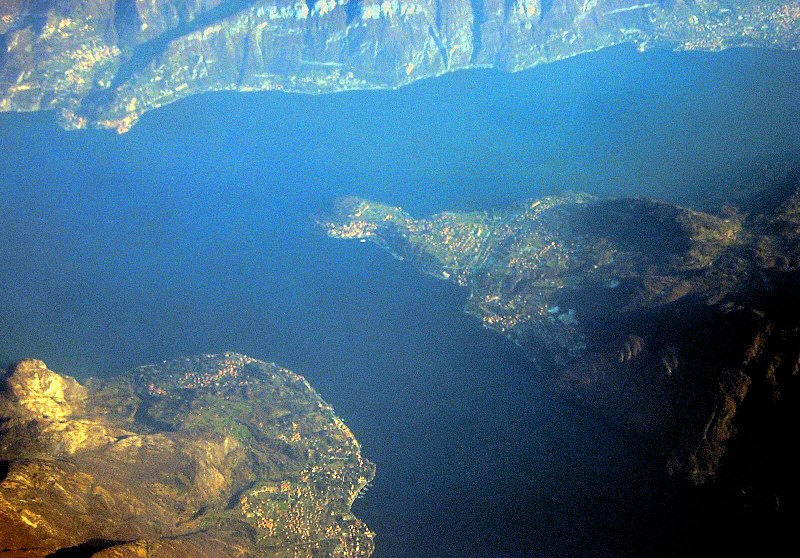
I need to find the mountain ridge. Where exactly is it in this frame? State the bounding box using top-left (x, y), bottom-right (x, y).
top-left (1, 0), bottom-right (799, 131)
top-left (0, 353), bottom-right (375, 557)
top-left (319, 183), bottom-right (800, 497)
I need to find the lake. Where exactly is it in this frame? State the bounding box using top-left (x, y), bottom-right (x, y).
top-left (1, 44), bottom-right (799, 557)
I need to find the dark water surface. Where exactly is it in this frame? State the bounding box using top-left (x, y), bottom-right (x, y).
top-left (1, 45), bottom-right (800, 557)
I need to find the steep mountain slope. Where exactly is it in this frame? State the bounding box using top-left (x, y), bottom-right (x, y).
top-left (1, 0), bottom-right (798, 131)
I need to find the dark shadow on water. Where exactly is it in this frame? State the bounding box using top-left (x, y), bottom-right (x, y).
top-left (46, 539), bottom-right (126, 558)
top-left (697, 152), bottom-right (800, 217)
top-left (0, 460), bottom-right (9, 483)
top-left (0, 350), bottom-right (13, 373)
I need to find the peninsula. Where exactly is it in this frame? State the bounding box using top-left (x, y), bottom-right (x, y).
top-left (0, 353), bottom-right (374, 557)
top-left (319, 183), bottom-right (800, 500)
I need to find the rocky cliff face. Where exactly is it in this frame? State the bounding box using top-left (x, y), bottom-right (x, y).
top-left (1, 0), bottom-right (798, 131)
top-left (0, 354), bottom-right (375, 558)
top-left (319, 181), bottom-right (800, 497)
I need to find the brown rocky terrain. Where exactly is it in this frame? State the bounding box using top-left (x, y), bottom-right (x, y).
top-left (0, 353), bottom-right (374, 558)
top-left (320, 179), bottom-right (800, 530)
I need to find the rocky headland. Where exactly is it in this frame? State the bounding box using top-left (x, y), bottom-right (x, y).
top-left (0, 353), bottom-right (374, 557)
top-left (1, 0), bottom-right (799, 132)
top-left (319, 179), bottom-right (800, 525)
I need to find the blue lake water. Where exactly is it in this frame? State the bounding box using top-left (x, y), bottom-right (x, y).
top-left (1, 45), bottom-right (799, 556)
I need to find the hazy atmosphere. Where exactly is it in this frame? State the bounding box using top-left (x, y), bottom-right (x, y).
top-left (3, 40), bottom-right (799, 556)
